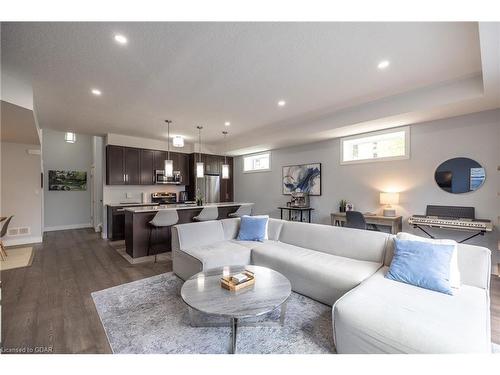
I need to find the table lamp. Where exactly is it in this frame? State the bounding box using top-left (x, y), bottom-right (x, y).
top-left (380, 192), bottom-right (399, 217)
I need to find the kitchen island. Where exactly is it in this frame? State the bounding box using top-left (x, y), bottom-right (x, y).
top-left (124, 202), bottom-right (254, 258)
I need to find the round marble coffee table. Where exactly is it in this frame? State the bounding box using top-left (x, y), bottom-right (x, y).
top-left (180, 265), bottom-right (292, 354)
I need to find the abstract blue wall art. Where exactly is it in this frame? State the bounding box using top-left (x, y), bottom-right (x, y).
top-left (282, 163), bottom-right (321, 196)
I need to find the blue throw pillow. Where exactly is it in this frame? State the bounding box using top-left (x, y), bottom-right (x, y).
top-left (237, 215), bottom-right (268, 242)
top-left (386, 238), bottom-right (455, 295)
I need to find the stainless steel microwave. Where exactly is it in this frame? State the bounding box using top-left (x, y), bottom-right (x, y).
top-left (155, 169), bottom-right (182, 184)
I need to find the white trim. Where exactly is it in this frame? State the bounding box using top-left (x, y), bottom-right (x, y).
top-left (3, 235), bottom-right (43, 247)
top-left (44, 223), bottom-right (92, 232)
top-left (243, 151), bottom-right (272, 173)
top-left (340, 126), bottom-right (410, 165)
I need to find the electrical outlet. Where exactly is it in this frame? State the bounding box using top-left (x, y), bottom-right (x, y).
top-left (126, 193), bottom-right (132, 199)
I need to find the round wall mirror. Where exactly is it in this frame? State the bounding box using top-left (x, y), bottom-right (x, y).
top-left (434, 157), bottom-right (485, 194)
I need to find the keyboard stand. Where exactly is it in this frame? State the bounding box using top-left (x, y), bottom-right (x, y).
top-left (412, 224), bottom-right (486, 244)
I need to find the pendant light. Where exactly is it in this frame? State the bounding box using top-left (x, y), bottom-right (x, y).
top-left (221, 131), bottom-right (230, 179)
top-left (164, 120), bottom-right (173, 178)
top-left (196, 126), bottom-right (204, 178)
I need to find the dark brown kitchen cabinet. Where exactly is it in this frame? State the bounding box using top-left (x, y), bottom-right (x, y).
top-left (124, 147), bottom-right (141, 185)
top-left (153, 150), bottom-right (167, 173)
top-left (204, 154), bottom-right (220, 174)
top-left (177, 152), bottom-right (190, 186)
top-left (140, 149), bottom-right (154, 185)
top-left (106, 145), bottom-right (125, 185)
top-left (220, 157), bottom-right (234, 202)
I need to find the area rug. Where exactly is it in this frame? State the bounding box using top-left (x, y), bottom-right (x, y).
top-left (108, 240), bottom-right (172, 264)
top-left (0, 247), bottom-right (34, 271)
top-left (92, 272), bottom-right (334, 354)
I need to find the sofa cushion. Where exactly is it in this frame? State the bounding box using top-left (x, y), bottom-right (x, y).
top-left (386, 238), bottom-right (455, 295)
top-left (251, 241), bottom-right (382, 305)
top-left (237, 215), bottom-right (268, 241)
top-left (173, 220), bottom-right (225, 250)
top-left (221, 218), bottom-right (284, 241)
top-left (181, 241), bottom-right (252, 270)
top-left (278, 221), bottom-right (389, 263)
top-left (333, 267), bottom-right (491, 353)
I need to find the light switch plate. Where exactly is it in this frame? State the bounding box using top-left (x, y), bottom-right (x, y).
top-left (126, 193), bottom-right (132, 198)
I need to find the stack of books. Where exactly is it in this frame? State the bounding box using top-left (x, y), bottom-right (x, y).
top-left (220, 270), bottom-right (255, 291)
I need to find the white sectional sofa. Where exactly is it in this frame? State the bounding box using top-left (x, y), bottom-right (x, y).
top-left (171, 217), bottom-right (492, 353)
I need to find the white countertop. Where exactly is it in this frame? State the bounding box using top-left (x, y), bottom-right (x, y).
top-left (125, 202), bottom-right (254, 213)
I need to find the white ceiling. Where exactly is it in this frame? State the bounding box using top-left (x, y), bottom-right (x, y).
top-left (1, 22), bottom-right (498, 154)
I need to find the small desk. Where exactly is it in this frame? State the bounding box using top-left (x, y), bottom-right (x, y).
top-left (331, 212), bottom-right (402, 234)
top-left (278, 206), bottom-right (314, 223)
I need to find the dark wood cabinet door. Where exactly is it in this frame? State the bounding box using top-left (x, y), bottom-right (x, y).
top-left (124, 147), bottom-right (141, 185)
top-left (106, 145), bottom-right (125, 185)
top-left (178, 153), bottom-right (190, 186)
top-left (220, 157), bottom-right (234, 202)
top-left (140, 149), bottom-right (154, 185)
top-left (153, 150), bottom-right (167, 172)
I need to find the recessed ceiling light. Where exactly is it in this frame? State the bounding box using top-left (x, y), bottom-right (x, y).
top-left (377, 60), bottom-right (390, 70)
top-left (91, 88), bottom-right (102, 96)
top-left (224, 121), bottom-right (231, 127)
top-left (114, 34), bottom-right (128, 45)
top-left (277, 100), bottom-right (286, 107)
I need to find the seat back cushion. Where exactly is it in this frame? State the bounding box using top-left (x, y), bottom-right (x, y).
top-left (221, 218), bottom-right (284, 241)
top-left (278, 221), bottom-right (389, 263)
top-left (385, 236), bottom-right (491, 290)
top-left (173, 220), bottom-right (225, 250)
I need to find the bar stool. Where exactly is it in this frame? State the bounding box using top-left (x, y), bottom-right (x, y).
top-left (193, 206), bottom-right (218, 222)
top-left (0, 216), bottom-right (14, 261)
top-left (148, 210), bottom-right (179, 263)
top-left (228, 205), bottom-right (252, 218)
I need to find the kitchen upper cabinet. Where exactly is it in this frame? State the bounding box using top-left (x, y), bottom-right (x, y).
top-left (106, 145), bottom-right (140, 185)
top-left (204, 154), bottom-right (220, 174)
top-left (140, 149), bottom-right (154, 185)
top-left (124, 147), bottom-right (141, 185)
top-left (220, 157), bottom-right (234, 202)
top-left (177, 153), bottom-right (190, 186)
top-left (106, 145), bottom-right (125, 185)
top-left (153, 150), bottom-right (167, 173)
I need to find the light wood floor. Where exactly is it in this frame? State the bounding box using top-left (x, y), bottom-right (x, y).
top-left (1, 228), bottom-right (499, 353)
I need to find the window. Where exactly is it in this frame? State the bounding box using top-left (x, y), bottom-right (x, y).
top-left (340, 126), bottom-right (410, 164)
top-left (243, 152), bottom-right (271, 173)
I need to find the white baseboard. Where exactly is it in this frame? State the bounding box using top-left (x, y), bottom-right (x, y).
top-left (3, 235), bottom-right (43, 247)
top-left (44, 223), bottom-right (92, 232)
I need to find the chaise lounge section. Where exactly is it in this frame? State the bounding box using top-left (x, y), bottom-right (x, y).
top-left (171, 217), bottom-right (491, 353)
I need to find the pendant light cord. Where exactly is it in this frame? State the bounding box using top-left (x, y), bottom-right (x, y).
top-left (197, 126), bottom-right (203, 162)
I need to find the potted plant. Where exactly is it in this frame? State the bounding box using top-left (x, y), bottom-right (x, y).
top-left (196, 189), bottom-right (203, 206)
top-left (339, 199), bottom-right (347, 212)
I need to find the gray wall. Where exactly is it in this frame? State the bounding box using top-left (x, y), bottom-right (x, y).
top-left (1, 142), bottom-right (43, 245)
top-left (43, 129), bottom-right (93, 230)
top-left (234, 109), bottom-right (500, 262)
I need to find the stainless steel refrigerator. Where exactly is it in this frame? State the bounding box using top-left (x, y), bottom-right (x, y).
top-left (199, 175), bottom-right (220, 203)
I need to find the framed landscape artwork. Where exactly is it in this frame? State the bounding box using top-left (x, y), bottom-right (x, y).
top-left (48, 170), bottom-right (87, 191)
top-left (282, 163), bottom-right (321, 196)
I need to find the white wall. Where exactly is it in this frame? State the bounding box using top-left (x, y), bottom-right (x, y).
top-left (1, 142), bottom-right (43, 245)
top-left (234, 109), bottom-right (500, 260)
top-left (42, 129), bottom-right (93, 231)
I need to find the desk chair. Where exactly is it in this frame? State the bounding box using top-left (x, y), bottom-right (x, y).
top-left (228, 205), bottom-right (252, 218)
top-left (345, 211), bottom-right (380, 231)
top-left (0, 216), bottom-right (14, 261)
top-left (345, 211), bottom-right (367, 230)
top-left (193, 206), bottom-right (218, 222)
top-left (148, 210), bottom-right (178, 263)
